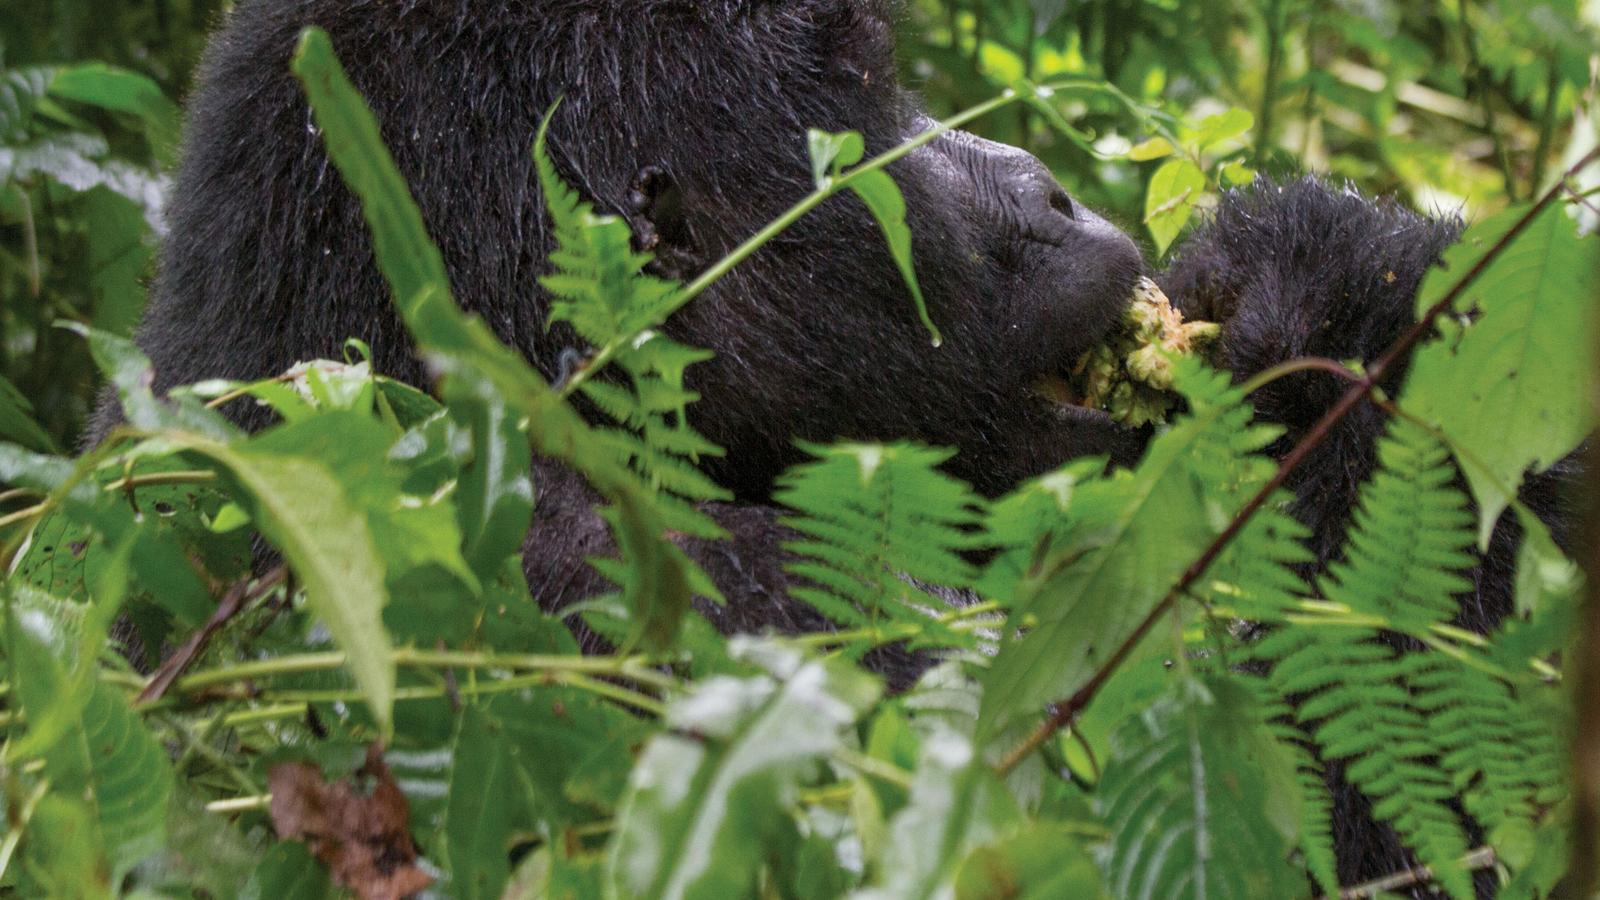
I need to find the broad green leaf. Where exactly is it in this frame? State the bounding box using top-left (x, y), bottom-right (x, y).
top-left (1404, 203), bottom-right (1600, 546)
top-left (492, 687), bottom-right (650, 825)
top-left (446, 380), bottom-right (534, 581)
top-left (607, 641), bottom-right (880, 900)
top-left (979, 364), bottom-right (1259, 740)
top-left (23, 796), bottom-right (110, 898)
top-left (243, 843), bottom-right (335, 900)
top-left (1189, 107), bottom-right (1254, 152)
top-left (849, 169), bottom-right (942, 346)
top-left (1221, 160), bottom-right (1256, 186)
top-left (1127, 137), bottom-right (1175, 161)
top-left (444, 706), bottom-right (522, 900)
top-left (1144, 158), bottom-right (1206, 255)
top-left (1098, 677), bottom-right (1303, 900)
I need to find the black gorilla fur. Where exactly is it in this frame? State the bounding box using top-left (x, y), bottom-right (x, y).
top-left (114, 1), bottom-right (1578, 894)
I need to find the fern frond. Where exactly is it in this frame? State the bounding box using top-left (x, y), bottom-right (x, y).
top-left (1098, 676), bottom-right (1304, 899)
top-left (534, 124), bottom-right (730, 542)
top-left (1318, 418), bottom-right (1476, 631)
top-left (1246, 418), bottom-right (1478, 897)
top-left (775, 442), bottom-right (983, 653)
top-left (1407, 654), bottom-right (1565, 839)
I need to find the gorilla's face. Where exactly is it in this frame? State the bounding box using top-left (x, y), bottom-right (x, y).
top-left (605, 2), bottom-right (1145, 497)
top-left (133, 0), bottom-right (1147, 499)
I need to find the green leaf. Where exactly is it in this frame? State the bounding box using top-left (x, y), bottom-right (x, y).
top-left (1127, 137), bottom-right (1175, 161)
top-left (1404, 203), bottom-right (1600, 546)
top-left (492, 687), bottom-right (650, 825)
top-left (849, 169), bottom-right (943, 346)
top-left (1144, 158), bottom-right (1206, 255)
top-left (9, 607), bottom-right (173, 880)
top-left (607, 641), bottom-right (880, 900)
top-left (775, 441), bottom-right (983, 653)
top-left (953, 823), bottom-right (1105, 900)
top-left (49, 62), bottom-right (180, 158)
top-left (244, 843), bottom-right (335, 900)
top-left (979, 363), bottom-right (1269, 740)
top-left (444, 706), bottom-right (522, 900)
top-left (1098, 677), bottom-right (1303, 900)
top-left (446, 381), bottom-right (534, 583)
top-left (1189, 108), bottom-right (1254, 152)
top-left (173, 429), bottom-right (397, 736)
top-left (68, 323), bottom-right (238, 441)
top-left (855, 722), bottom-right (1021, 900)
top-left (806, 128), bottom-right (865, 187)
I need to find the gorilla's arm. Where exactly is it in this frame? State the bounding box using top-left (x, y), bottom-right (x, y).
top-left (1162, 179), bottom-right (1583, 618)
top-left (1163, 179), bottom-right (1586, 888)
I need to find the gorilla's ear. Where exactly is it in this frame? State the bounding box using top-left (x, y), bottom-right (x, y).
top-left (627, 164), bottom-right (701, 281)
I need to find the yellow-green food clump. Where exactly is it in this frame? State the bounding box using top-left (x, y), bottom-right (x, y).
top-left (1041, 277), bottom-right (1220, 427)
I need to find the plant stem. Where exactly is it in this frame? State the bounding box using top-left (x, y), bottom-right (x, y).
top-left (1531, 62), bottom-right (1563, 193)
top-left (1457, 0), bottom-right (1518, 201)
top-left (164, 647), bottom-right (678, 698)
top-left (1256, 0), bottom-right (1288, 163)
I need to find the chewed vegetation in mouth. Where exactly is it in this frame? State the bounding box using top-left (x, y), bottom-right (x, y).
top-left (1034, 277), bottom-right (1221, 428)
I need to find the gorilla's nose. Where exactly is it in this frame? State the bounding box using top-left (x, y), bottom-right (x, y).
top-left (1047, 184), bottom-right (1077, 221)
top-left (998, 149), bottom-right (1078, 225)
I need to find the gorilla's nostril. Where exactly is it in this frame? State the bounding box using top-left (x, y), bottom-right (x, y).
top-left (1049, 189), bottom-right (1076, 221)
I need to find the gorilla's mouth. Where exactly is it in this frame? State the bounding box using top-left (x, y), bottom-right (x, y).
top-left (1031, 278), bottom-right (1219, 430)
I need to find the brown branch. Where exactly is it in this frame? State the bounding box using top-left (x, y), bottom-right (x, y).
top-left (994, 146), bottom-right (1600, 777)
top-left (138, 566), bottom-right (288, 704)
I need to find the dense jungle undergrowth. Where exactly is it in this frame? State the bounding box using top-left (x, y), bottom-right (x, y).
top-left (2, 2), bottom-right (1600, 898)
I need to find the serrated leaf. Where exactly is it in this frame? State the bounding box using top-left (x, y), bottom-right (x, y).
top-left (1404, 203), bottom-right (1600, 546)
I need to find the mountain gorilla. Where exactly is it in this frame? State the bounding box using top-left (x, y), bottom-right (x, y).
top-left (117, 0), bottom-right (1574, 893)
